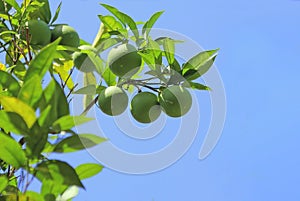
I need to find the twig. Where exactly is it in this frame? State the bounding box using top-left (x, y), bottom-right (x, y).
top-left (80, 95), bottom-right (99, 116)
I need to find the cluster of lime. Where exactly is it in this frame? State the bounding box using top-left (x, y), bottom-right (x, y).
top-left (97, 43), bottom-right (192, 123)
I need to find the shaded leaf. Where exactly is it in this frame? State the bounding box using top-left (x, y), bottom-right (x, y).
top-left (0, 111), bottom-right (29, 135)
top-left (53, 134), bottom-right (106, 153)
top-left (182, 81), bottom-right (211, 90)
top-left (36, 160), bottom-right (84, 188)
top-left (0, 132), bottom-right (26, 168)
top-left (75, 163), bottom-right (103, 180)
top-left (0, 71), bottom-right (20, 96)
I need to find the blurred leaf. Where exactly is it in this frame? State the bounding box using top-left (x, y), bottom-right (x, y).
top-left (53, 61), bottom-right (75, 90)
top-left (182, 81), bottom-right (211, 90)
top-left (6, 0), bottom-right (21, 12)
top-left (24, 39), bottom-right (60, 82)
top-left (0, 111), bottom-right (29, 135)
top-left (18, 74), bottom-right (43, 108)
top-left (26, 123), bottom-right (48, 158)
top-left (73, 85), bottom-right (96, 95)
top-left (53, 134), bottom-right (106, 153)
top-left (36, 160), bottom-right (84, 188)
top-left (0, 71), bottom-right (20, 96)
top-left (0, 96), bottom-right (36, 128)
top-left (101, 4), bottom-right (139, 40)
top-left (0, 176), bottom-right (8, 193)
top-left (142, 11), bottom-right (164, 37)
top-left (0, 132), bottom-right (26, 168)
top-left (95, 38), bottom-right (121, 52)
top-left (163, 38), bottom-right (175, 65)
top-left (52, 115), bottom-right (93, 132)
top-left (56, 186), bottom-right (79, 201)
top-left (75, 163), bottom-right (103, 180)
top-left (50, 2), bottom-right (62, 25)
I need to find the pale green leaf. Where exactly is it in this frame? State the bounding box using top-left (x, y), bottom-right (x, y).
top-left (75, 163), bottom-right (103, 180)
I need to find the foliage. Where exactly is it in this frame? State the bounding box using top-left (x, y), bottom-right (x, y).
top-left (0, 0), bottom-right (218, 200)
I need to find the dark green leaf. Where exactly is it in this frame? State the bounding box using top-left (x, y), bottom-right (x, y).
top-left (0, 111), bottom-right (29, 135)
top-left (53, 134), bottom-right (106, 153)
top-left (0, 132), bottom-right (26, 168)
top-left (75, 163), bottom-right (103, 180)
top-left (18, 74), bottom-right (43, 108)
top-left (0, 71), bottom-right (20, 96)
top-left (24, 39), bottom-right (60, 82)
top-left (26, 123), bottom-right (48, 158)
top-left (36, 160), bottom-right (84, 188)
top-left (0, 96), bottom-right (36, 128)
top-left (142, 11), bottom-right (164, 37)
top-left (52, 115), bottom-right (93, 132)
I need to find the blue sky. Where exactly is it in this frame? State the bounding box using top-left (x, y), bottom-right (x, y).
top-left (47, 0), bottom-right (300, 200)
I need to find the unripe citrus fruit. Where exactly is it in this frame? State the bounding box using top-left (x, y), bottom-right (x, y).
top-left (98, 86), bottom-right (128, 116)
top-left (159, 85), bottom-right (192, 117)
top-left (130, 92), bottom-right (161, 123)
top-left (26, 20), bottom-right (51, 46)
top-left (107, 44), bottom-right (142, 77)
top-left (51, 25), bottom-right (80, 48)
top-left (73, 45), bottom-right (97, 72)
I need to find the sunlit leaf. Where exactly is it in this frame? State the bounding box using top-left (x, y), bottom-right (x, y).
top-left (52, 115), bottom-right (93, 132)
top-left (0, 176), bottom-right (8, 193)
top-left (50, 2), bottom-right (62, 25)
top-left (142, 11), bottom-right (164, 37)
top-left (0, 132), bottom-right (26, 168)
top-left (75, 163), bottom-right (103, 180)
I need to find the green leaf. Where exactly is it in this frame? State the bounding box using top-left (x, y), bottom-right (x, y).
top-left (95, 38), bottom-right (121, 53)
top-left (41, 180), bottom-right (66, 200)
top-left (0, 132), bottom-right (26, 168)
top-left (53, 134), bottom-right (106, 153)
top-left (163, 38), bottom-right (175, 65)
top-left (98, 15), bottom-right (123, 31)
top-left (36, 160), bottom-right (84, 188)
top-left (142, 11), bottom-right (164, 37)
top-left (0, 71), bottom-right (20, 96)
top-left (73, 85), bottom-right (96, 95)
top-left (0, 96), bottom-right (37, 128)
top-left (102, 66), bottom-right (116, 87)
top-left (26, 122), bottom-right (48, 158)
top-left (50, 2), bottom-right (62, 25)
top-left (182, 81), bottom-right (211, 90)
top-left (182, 49), bottom-right (219, 79)
top-left (83, 72), bottom-right (97, 109)
top-left (56, 186), bottom-right (79, 201)
top-left (5, 0), bottom-right (21, 12)
top-left (100, 4), bottom-right (139, 40)
top-left (0, 111), bottom-right (29, 135)
top-left (24, 39), bottom-right (60, 82)
top-left (18, 74), bottom-right (43, 108)
top-left (52, 115), bottom-right (93, 132)
top-left (0, 176), bottom-right (8, 193)
top-left (75, 163), bottom-right (103, 180)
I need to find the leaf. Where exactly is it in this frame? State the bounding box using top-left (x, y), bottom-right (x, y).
top-left (52, 115), bottom-right (93, 132)
top-left (53, 134), bottom-right (106, 153)
top-left (50, 2), bottom-right (62, 25)
top-left (182, 81), bottom-right (211, 90)
top-left (0, 71), bottom-right (20, 96)
top-left (5, 0), bottom-right (21, 12)
top-left (100, 4), bottom-right (139, 39)
top-left (36, 160), bottom-right (84, 188)
top-left (163, 38), bottom-right (175, 65)
top-left (98, 15), bottom-right (123, 31)
top-left (0, 176), bottom-right (8, 193)
top-left (182, 49), bottom-right (219, 78)
top-left (95, 37), bottom-right (121, 53)
top-left (142, 11), bottom-right (164, 37)
top-left (83, 72), bottom-right (97, 109)
top-left (0, 132), bottom-right (26, 168)
top-left (0, 96), bottom-right (36, 128)
top-left (56, 186), bottom-right (79, 201)
top-left (75, 163), bottom-right (103, 180)
top-left (72, 85), bottom-right (96, 95)
top-left (41, 180), bottom-right (66, 200)
top-left (18, 74), bottom-right (43, 108)
top-left (183, 55), bottom-right (217, 81)
top-left (102, 66), bottom-right (116, 87)
top-left (26, 122), bottom-right (48, 158)
top-left (0, 111), bottom-right (29, 135)
top-left (24, 39), bottom-right (60, 82)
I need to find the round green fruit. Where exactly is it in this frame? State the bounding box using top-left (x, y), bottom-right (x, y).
top-left (73, 45), bottom-right (97, 72)
top-left (107, 43), bottom-right (142, 77)
top-left (159, 85), bottom-right (192, 117)
top-left (130, 92), bottom-right (161, 123)
top-left (26, 20), bottom-right (51, 46)
top-left (51, 25), bottom-right (80, 48)
top-left (0, 1), bottom-right (11, 13)
top-left (98, 86), bottom-right (128, 116)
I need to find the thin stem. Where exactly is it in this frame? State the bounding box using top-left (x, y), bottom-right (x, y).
top-left (81, 95), bottom-right (99, 116)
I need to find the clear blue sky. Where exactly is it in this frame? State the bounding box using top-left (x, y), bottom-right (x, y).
top-left (48, 0), bottom-right (300, 200)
